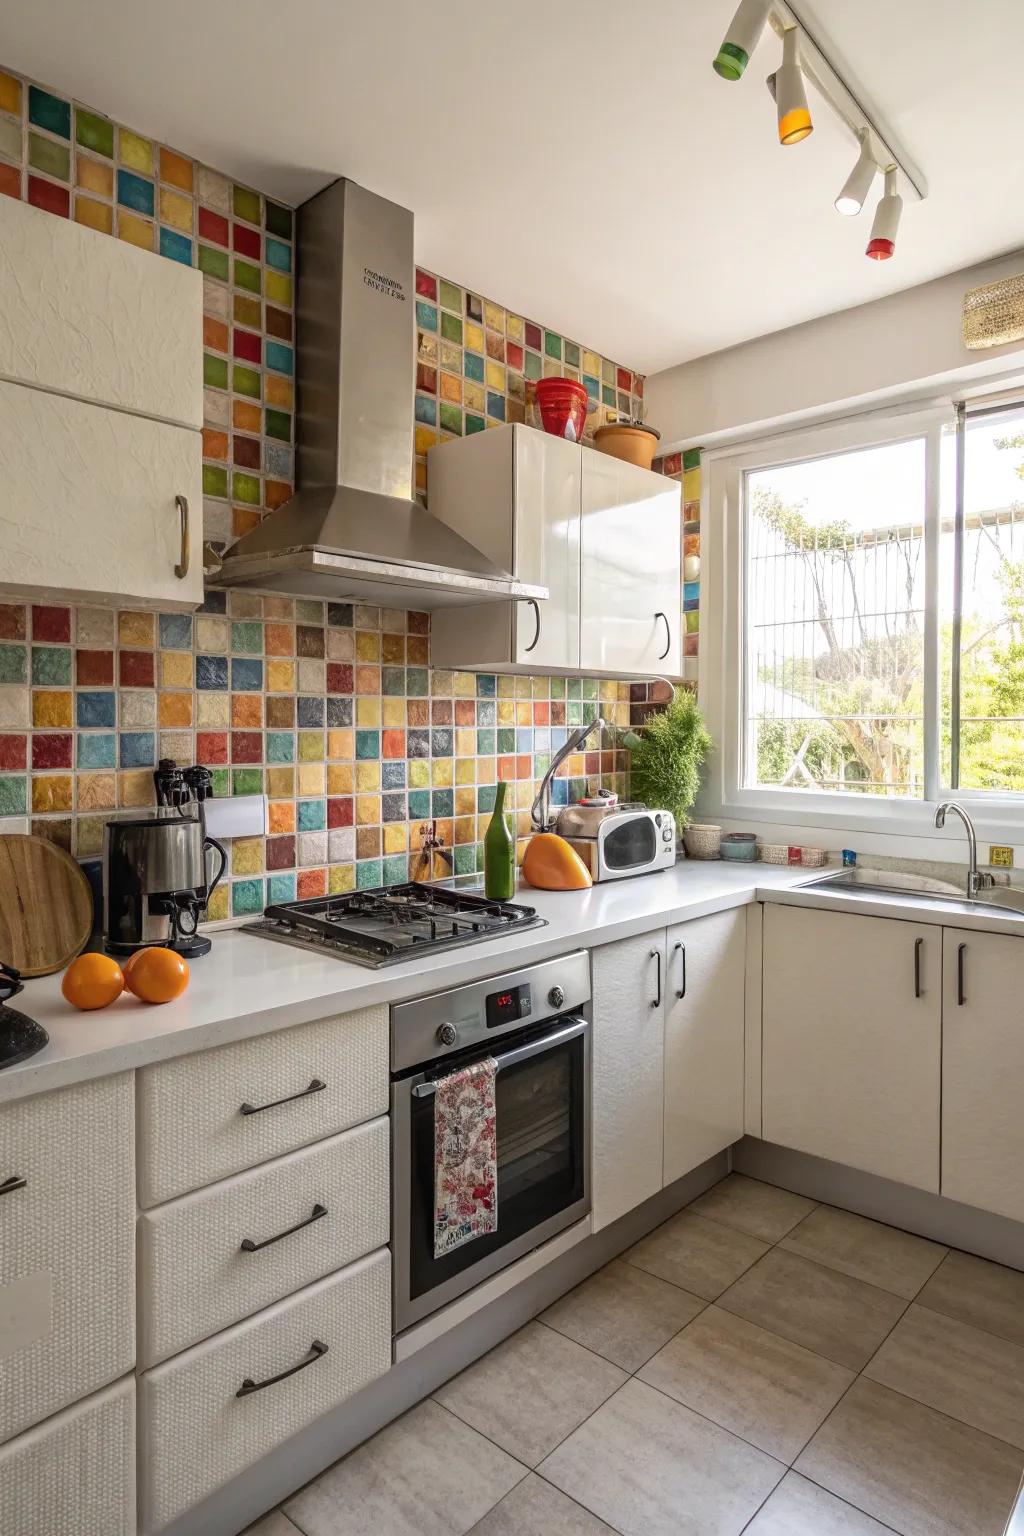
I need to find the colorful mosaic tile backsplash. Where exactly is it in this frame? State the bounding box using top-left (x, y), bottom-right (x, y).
top-left (0, 63), bottom-right (669, 910)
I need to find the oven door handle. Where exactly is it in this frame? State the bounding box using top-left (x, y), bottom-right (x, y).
top-left (410, 1016), bottom-right (588, 1098)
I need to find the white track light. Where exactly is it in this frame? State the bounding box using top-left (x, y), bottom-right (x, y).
top-left (775, 28), bottom-right (813, 144)
top-left (866, 168), bottom-right (903, 260)
top-left (835, 132), bottom-right (877, 216)
top-left (713, 0), bottom-right (772, 80)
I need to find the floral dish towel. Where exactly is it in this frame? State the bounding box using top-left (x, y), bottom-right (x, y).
top-left (434, 1057), bottom-right (498, 1259)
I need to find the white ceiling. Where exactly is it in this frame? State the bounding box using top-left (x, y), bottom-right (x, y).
top-left (5, 0), bottom-right (1024, 374)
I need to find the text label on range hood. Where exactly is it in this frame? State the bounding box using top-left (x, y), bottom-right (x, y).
top-left (213, 178), bottom-right (547, 611)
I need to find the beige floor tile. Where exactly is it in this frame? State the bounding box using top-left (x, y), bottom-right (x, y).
top-left (284, 1399), bottom-right (526, 1536)
top-left (637, 1304), bottom-right (854, 1462)
top-left (434, 1321), bottom-right (626, 1467)
top-left (795, 1377), bottom-right (1024, 1536)
top-left (918, 1249), bottom-right (1024, 1347)
top-left (538, 1378), bottom-right (784, 1536)
top-left (864, 1302), bottom-right (1024, 1449)
top-left (689, 1174), bottom-right (816, 1243)
top-left (541, 1258), bottom-right (705, 1370)
top-left (717, 1248), bottom-right (907, 1370)
top-left (781, 1205), bottom-right (947, 1299)
top-left (242, 1516), bottom-right (303, 1536)
top-left (744, 1471), bottom-right (900, 1534)
top-left (625, 1210), bottom-right (769, 1300)
top-left (468, 1473), bottom-right (617, 1534)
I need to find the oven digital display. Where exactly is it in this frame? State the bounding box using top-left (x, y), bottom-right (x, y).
top-left (485, 982), bottom-right (532, 1028)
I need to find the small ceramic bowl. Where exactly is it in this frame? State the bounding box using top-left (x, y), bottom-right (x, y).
top-left (720, 832), bottom-right (758, 862)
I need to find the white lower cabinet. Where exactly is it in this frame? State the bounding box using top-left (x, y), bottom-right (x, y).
top-left (663, 907), bottom-right (747, 1184)
top-left (138, 1117), bottom-right (390, 1367)
top-left (139, 1249), bottom-right (391, 1531)
top-left (761, 905), bottom-right (941, 1192)
top-left (591, 931), bottom-right (666, 1231)
top-left (0, 1378), bottom-right (136, 1536)
top-left (942, 926), bottom-right (1024, 1222)
top-left (0, 1073), bottom-right (135, 1444)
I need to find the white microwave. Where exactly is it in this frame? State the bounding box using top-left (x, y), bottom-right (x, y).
top-left (557, 806), bottom-right (676, 881)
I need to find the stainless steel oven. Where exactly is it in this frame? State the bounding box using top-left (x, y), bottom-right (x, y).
top-left (391, 951), bottom-right (591, 1334)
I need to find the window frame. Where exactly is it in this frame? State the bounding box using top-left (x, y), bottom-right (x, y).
top-left (699, 398), bottom-right (1024, 843)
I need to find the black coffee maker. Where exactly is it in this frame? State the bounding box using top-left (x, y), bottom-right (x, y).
top-left (0, 961), bottom-right (48, 1070)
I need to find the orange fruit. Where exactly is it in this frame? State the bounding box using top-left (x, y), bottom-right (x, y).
top-left (121, 950), bottom-right (144, 984)
top-left (61, 952), bottom-right (125, 1011)
top-left (124, 946), bottom-right (190, 1005)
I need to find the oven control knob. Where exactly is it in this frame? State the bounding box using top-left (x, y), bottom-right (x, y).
top-left (437, 1022), bottom-right (458, 1047)
top-left (548, 985), bottom-right (565, 1009)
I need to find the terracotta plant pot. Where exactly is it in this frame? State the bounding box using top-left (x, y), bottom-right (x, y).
top-left (593, 422), bottom-right (660, 471)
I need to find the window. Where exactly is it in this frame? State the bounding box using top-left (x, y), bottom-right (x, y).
top-left (702, 392), bottom-right (1024, 833)
top-left (746, 436), bottom-right (928, 798)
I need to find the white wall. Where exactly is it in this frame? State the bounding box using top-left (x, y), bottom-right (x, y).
top-left (647, 248), bottom-right (1024, 450)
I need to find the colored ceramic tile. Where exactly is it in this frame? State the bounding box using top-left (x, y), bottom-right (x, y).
top-left (265, 374), bottom-right (293, 408)
top-left (0, 645), bottom-right (27, 685)
top-left (233, 184), bottom-right (261, 224)
top-left (118, 211), bottom-right (152, 250)
top-left (159, 226), bottom-right (192, 265)
top-left (0, 71), bottom-right (21, 117)
top-left (198, 244), bottom-right (229, 281)
top-left (231, 878), bottom-right (264, 915)
top-left (28, 85), bottom-right (69, 139)
top-left (32, 646), bottom-right (72, 685)
top-left (234, 259), bottom-right (261, 294)
top-left (265, 236), bottom-right (291, 273)
top-left (233, 364), bottom-right (261, 398)
top-left (232, 768), bottom-right (263, 795)
top-left (266, 340), bottom-right (293, 375)
top-left (76, 197), bottom-right (113, 234)
top-left (265, 200), bottom-right (292, 239)
top-left (31, 773), bottom-right (73, 813)
top-left (28, 131), bottom-right (70, 181)
top-left (265, 270), bottom-right (292, 307)
top-left (117, 167), bottom-right (154, 215)
top-left (25, 172), bottom-right (67, 216)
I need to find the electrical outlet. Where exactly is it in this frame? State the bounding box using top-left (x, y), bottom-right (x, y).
top-left (989, 844), bottom-right (1014, 868)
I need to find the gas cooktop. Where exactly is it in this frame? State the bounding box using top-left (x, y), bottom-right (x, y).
top-left (241, 883), bottom-right (546, 968)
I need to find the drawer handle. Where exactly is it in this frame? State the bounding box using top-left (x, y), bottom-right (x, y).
top-left (0, 1174), bottom-right (26, 1197)
top-left (175, 494), bottom-right (190, 579)
top-left (240, 1202), bottom-right (328, 1253)
top-left (239, 1078), bottom-right (326, 1116)
top-left (236, 1338), bottom-right (328, 1397)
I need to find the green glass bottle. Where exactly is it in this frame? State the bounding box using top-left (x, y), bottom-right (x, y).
top-left (483, 779), bottom-right (515, 899)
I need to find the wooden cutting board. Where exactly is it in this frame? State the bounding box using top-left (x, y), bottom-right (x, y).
top-left (0, 835), bottom-right (94, 977)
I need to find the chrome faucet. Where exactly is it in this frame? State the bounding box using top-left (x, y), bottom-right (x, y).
top-left (531, 713), bottom-right (606, 831)
top-left (934, 802), bottom-right (994, 900)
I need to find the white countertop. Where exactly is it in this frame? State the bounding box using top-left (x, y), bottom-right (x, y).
top-left (3, 862), bottom-right (805, 1104)
top-left (5, 858), bottom-right (1022, 1105)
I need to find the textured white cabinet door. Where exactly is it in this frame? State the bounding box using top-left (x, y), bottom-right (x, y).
top-left (0, 195), bottom-right (201, 425)
top-left (591, 930), bottom-right (665, 1230)
top-left (664, 907), bottom-right (747, 1184)
top-left (136, 1004), bottom-right (389, 1206)
top-left (762, 905), bottom-right (941, 1192)
top-left (0, 1378), bottom-right (135, 1536)
top-left (942, 927), bottom-right (1024, 1222)
top-left (0, 1074), bottom-right (135, 1444)
top-left (0, 382), bottom-right (202, 609)
top-left (139, 1250), bottom-right (391, 1531)
top-left (138, 1116), bottom-right (390, 1365)
top-left (579, 449), bottom-right (682, 675)
top-left (429, 424), bottom-right (581, 672)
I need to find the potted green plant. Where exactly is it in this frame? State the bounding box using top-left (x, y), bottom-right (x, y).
top-left (627, 688), bottom-right (711, 838)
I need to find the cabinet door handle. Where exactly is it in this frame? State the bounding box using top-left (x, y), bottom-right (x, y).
top-left (650, 948), bottom-right (661, 1009)
top-left (957, 942), bottom-right (967, 1006)
top-left (674, 941), bottom-right (686, 999)
top-left (174, 494), bottom-right (190, 579)
top-left (240, 1202), bottom-right (328, 1253)
top-left (914, 936), bottom-right (923, 998)
top-left (655, 611), bottom-right (671, 661)
top-left (240, 1078), bottom-right (326, 1116)
top-left (236, 1339), bottom-right (328, 1398)
top-left (524, 598), bottom-right (541, 653)
top-left (0, 1174), bottom-right (26, 1198)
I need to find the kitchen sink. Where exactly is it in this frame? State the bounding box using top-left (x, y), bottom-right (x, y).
top-left (800, 866), bottom-right (1024, 916)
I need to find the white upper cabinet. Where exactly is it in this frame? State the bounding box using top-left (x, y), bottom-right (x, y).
top-left (0, 199), bottom-right (203, 609)
top-left (0, 197), bottom-right (201, 425)
top-left (941, 926), bottom-right (1024, 1223)
top-left (580, 452), bottom-right (681, 676)
top-left (429, 424), bottom-right (682, 677)
top-left (761, 904), bottom-right (941, 1193)
top-left (429, 424), bottom-right (581, 671)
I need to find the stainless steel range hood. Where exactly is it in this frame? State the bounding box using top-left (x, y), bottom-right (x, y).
top-left (213, 178), bottom-right (546, 610)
